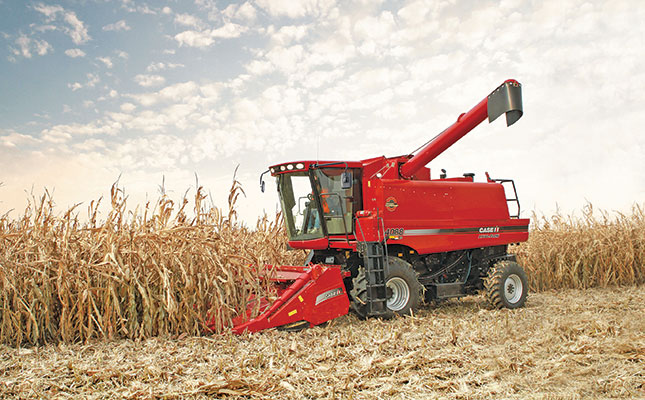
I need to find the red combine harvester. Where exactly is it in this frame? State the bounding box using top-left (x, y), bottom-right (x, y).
top-left (225, 79), bottom-right (529, 334)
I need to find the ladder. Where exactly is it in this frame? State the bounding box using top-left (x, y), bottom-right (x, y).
top-left (358, 241), bottom-right (389, 316)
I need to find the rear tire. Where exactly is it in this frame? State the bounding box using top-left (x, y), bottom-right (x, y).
top-left (484, 260), bottom-right (528, 309)
top-left (350, 256), bottom-right (422, 318)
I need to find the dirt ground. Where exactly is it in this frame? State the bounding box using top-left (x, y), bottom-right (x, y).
top-left (1, 286), bottom-right (643, 399)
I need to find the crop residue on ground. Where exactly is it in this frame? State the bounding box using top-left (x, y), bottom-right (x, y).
top-left (1, 286), bottom-right (643, 399)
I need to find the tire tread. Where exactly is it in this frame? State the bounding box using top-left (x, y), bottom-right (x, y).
top-left (484, 260), bottom-right (528, 309)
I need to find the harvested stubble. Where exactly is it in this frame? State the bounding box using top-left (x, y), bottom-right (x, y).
top-left (0, 286), bottom-right (643, 399)
top-left (0, 181), bottom-right (301, 346)
top-left (514, 204), bottom-right (645, 291)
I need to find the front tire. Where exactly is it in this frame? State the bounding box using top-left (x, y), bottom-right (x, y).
top-left (350, 256), bottom-right (423, 318)
top-left (484, 260), bottom-right (528, 309)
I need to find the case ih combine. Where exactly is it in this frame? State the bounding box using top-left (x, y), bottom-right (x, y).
top-left (219, 79), bottom-right (529, 334)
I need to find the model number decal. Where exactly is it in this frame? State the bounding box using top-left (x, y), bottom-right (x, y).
top-left (385, 228), bottom-right (404, 236)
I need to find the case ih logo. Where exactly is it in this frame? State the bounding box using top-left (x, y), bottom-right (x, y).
top-left (385, 197), bottom-right (399, 211)
top-left (315, 288), bottom-right (343, 305)
top-left (479, 226), bottom-right (500, 233)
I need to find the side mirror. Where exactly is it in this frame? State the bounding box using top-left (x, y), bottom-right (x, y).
top-left (341, 171), bottom-right (352, 189)
top-left (259, 169), bottom-right (269, 193)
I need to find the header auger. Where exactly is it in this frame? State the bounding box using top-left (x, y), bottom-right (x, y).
top-left (210, 79), bottom-right (529, 334)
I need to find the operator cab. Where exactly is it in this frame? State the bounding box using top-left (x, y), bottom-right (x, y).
top-left (269, 162), bottom-right (362, 244)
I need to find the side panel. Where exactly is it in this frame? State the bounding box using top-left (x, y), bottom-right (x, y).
top-left (378, 179), bottom-right (528, 254)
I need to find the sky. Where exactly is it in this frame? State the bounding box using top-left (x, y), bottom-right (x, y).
top-left (1, 0), bottom-right (644, 225)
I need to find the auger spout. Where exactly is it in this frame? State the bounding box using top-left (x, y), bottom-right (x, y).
top-left (399, 79), bottom-right (523, 179)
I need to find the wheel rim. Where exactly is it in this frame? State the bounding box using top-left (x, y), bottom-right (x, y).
top-left (504, 274), bottom-right (523, 304)
top-left (386, 277), bottom-right (410, 311)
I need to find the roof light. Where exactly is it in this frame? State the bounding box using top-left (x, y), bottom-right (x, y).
top-left (270, 168), bottom-right (275, 173)
top-left (287, 164), bottom-right (294, 170)
top-left (296, 163), bottom-right (304, 169)
top-left (280, 165), bottom-right (286, 171)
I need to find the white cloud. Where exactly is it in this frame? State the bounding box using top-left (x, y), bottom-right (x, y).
top-left (32, 3), bottom-right (63, 20)
top-left (41, 120), bottom-right (122, 143)
top-left (174, 23), bottom-right (248, 47)
top-left (255, 0), bottom-right (336, 18)
top-left (10, 35), bottom-right (52, 59)
top-left (174, 30), bottom-right (214, 47)
top-left (174, 13), bottom-right (203, 29)
top-left (33, 24), bottom-right (58, 33)
top-left (73, 138), bottom-right (107, 151)
top-left (271, 25), bottom-right (308, 46)
top-left (68, 82), bottom-right (83, 91)
top-left (211, 22), bottom-right (247, 38)
top-left (41, 128), bottom-right (72, 143)
top-left (264, 44), bottom-right (304, 75)
top-left (116, 50), bottom-right (129, 59)
top-left (67, 73), bottom-right (99, 91)
top-left (65, 48), bottom-right (86, 58)
top-left (86, 73), bottom-right (99, 88)
top-left (396, 1), bottom-right (432, 25)
top-left (353, 11), bottom-right (395, 41)
top-left (245, 59), bottom-right (274, 76)
top-left (32, 3), bottom-right (91, 44)
top-left (121, 2), bottom-right (156, 15)
top-left (115, 135), bottom-right (188, 169)
top-left (63, 11), bottom-right (90, 44)
top-left (120, 102), bottom-right (136, 112)
top-left (34, 39), bottom-right (52, 55)
top-left (162, 6), bottom-right (172, 15)
top-left (0, 131), bottom-right (39, 148)
top-left (103, 20), bottom-right (131, 32)
top-left (12, 35), bottom-right (32, 58)
top-left (134, 74), bottom-right (166, 87)
top-left (146, 62), bottom-right (184, 72)
top-left (147, 81), bottom-right (199, 104)
top-left (223, 2), bottom-right (257, 22)
top-left (97, 56), bottom-right (113, 68)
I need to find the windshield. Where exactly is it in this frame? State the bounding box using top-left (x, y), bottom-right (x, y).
top-left (277, 172), bottom-right (324, 241)
top-left (277, 168), bottom-right (362, 241)
top-left (313, 168), bottom-right (361, 236)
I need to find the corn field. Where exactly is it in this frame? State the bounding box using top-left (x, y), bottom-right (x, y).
top-left (514, 204), bottom-right (645, 291)
top-left (0, 181), bottom-right (301, 346)
top-left (1, 181), bottom-right (644, 347)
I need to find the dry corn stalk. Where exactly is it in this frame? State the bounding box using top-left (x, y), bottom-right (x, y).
top-left (513, 203), bottom-right (645, 291)
top-left (0, 180), bottom-right (303, 346)
top-left (2, 182), bottom-right (643, 346)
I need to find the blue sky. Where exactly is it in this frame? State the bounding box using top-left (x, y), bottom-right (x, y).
top-left (1, 0), bottom-right (644, 223)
